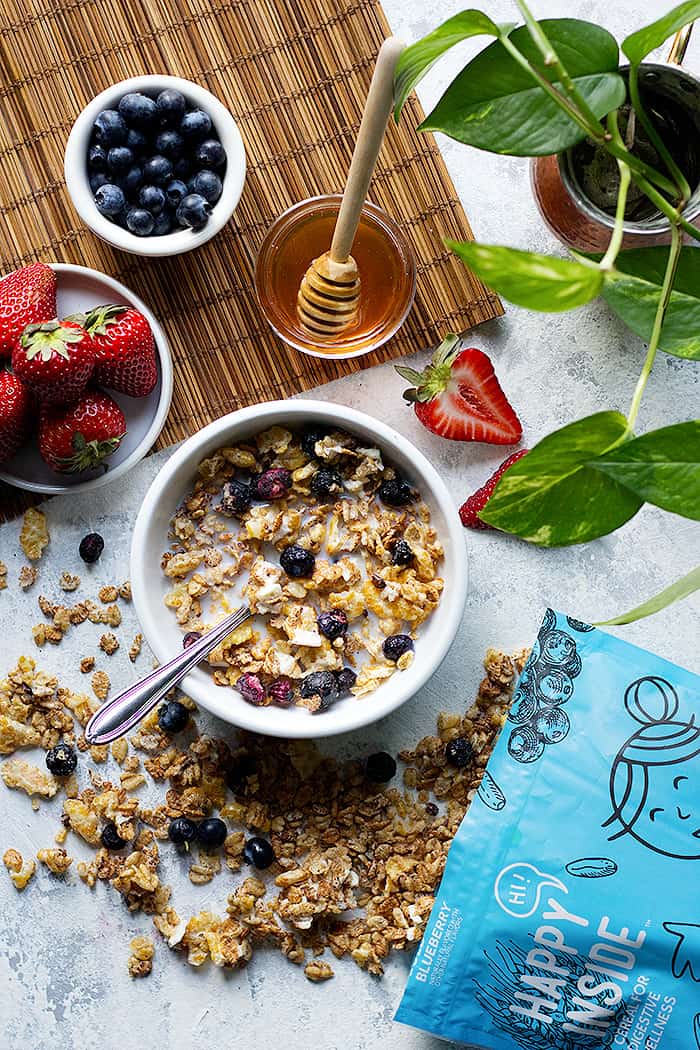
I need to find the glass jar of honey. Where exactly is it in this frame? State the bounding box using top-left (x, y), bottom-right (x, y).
top-left (254, 195), bottom-right (416, 359)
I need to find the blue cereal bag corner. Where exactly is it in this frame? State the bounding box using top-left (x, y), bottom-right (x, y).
top-left (396, 609), bottom-right (700, 1049)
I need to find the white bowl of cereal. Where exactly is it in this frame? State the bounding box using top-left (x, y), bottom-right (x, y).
top-left (131, 401), bottom-right (467, 738)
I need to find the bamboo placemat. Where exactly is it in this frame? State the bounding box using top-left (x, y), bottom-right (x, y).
top-left (0, 0), bottom-right (502, 521)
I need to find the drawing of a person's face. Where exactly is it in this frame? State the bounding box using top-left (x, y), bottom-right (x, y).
top-left (634, 762), bottom-right (700, 860)
top-left (540, 630), bottom-right (576, 666)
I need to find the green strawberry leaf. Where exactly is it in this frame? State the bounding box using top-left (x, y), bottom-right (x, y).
top-left (590, 421), bottom-right (700, 519)
top-left (594, 564), bottom-right (700, 625)
top-left (479, 412), bottom-right (643, 545)
top-left (448, 242), bottom-right (604, 311)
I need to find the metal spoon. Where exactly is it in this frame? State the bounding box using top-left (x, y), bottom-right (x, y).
top-left (85, 606), bottom-right (252, 745)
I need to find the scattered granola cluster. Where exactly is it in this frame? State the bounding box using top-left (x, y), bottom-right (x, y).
top-left (162, 425), bottom-right (444, 711)
top-left (0, 648), bottom-right (524, 981)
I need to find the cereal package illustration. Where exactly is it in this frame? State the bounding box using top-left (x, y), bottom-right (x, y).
top-left (396, 610), bottom-right (700, 1049)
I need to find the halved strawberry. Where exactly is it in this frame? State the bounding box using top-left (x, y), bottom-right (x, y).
top-left (12, 319), bottom-right (95, 405)
top-left (459, 450), bottom-right (529, 529)
top-left (38, 390), bottom-right (126, 473)
top-left (77, 304), bottom-right (157, 398)
top-left (0, 263), bottom-right (57, 358)
top-left (0, 370), bottom-right (32, 462)
top-left (396, 335), bottom-right (522, 444)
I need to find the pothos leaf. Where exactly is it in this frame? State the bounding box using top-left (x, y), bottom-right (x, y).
top-left (447, 242), bottom-right (604, 311)
top-left (594, 565), bottom-right (700, 625)
top-left (479, 412), bottom-right (643, 545)
top-left (622, 1), bottom-right (700, 66)
top-left (393, 10), bottom-right (510, 120)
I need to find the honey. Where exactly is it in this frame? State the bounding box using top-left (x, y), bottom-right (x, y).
top-left (255, 195), bottom-right (415, 359)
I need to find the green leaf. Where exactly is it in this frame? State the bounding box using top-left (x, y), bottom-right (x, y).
top-left (393, 10), bottom-right (509, 120)
top-left (622, 1), bottom-right (700, 65)
top-left (479, 412), bottom-right (643, 545)
top-left (447, 242), bottom-right (603, 311)
top-left (594, 565), bottom-right (700, 625)
top-left (421, 20), bottom-right (625, 156)
top-left (602, 247), bottom-right (700, 359)
top-left (590, 421), bottom-right (700, 520)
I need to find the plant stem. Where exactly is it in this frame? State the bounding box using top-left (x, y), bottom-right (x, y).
top-left (626, 223), bottom-right (682, 430)
top-left (679, 214), bottom-right (700, 244)
top-left (498, 33), bottom-right (602, 140)
top-left (605, 141), bottom-right (679, 198)
top-left (627, 64), bottom-right (691, 203)
top-left (600, 114), bottom-right (631, 271)
top-left (514, 0), bottom-right (605, 129)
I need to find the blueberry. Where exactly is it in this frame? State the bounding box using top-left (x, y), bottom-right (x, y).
top-left (391, 540), bottom-right (414, 566)
top-left (300, 671), bottom-right (338, 705)
top-left (378, 478), bottom-right (415, 507)
top-left (365, 752), bottom-right (397, 783)
top-left (88, 144), bottom-right (108, 172)
top-left (118, 92), bottom-right (157, 129)
top-left (269, 678), bottom-right (294, 707)
top-left (220, 478), bottom-right (253, 517)
top-left (164, 179), bottom-right (189, 209)
top-left (143, 154), bottom-right (173, 186)
top-left (45, 743), bottom-right (77, 777)
top-left (279, 544), bottom-right (315, 578)
top-left (78, 532), bottom-right (104, 563)
top-left (173, 157), bottom-right (192, 180)
top-left (180, 108), bottom-right (212, 140)
top-left (182, 631), bottom-right (200, 649)
top-left (119, 165), bottom-right (143, 195)
top-left (310, 467), bottom-right (342, 499)
top-left (317, 609), bottom-right (348, 640)
top-left (253, 468), bottom-right (291, 500)
top-left (93, 109), bottom-right (127, 146)
top-left (382, 634), bottom-right (414, 662)
top-left (191, 169), bottom-right (222, 204)
top-left (107, 146), bottom-right (133, 175)
top-left (138, 184), bottom-right (166, 215)
top-left (237, 672), bottom-right (266, 706)
top-left (126, 127), bottom-right (148, 155)
top-left (168, 816), bottom-right (197, 845)
top-left (156, 88), bottom-right (187, 127)
top-left (155, 129), bottom-right (184, 159)
top-left (126, 207), bottom-right (155, 236)
top-left (195, 138), bottom-right (226, 171)
top-left (243, 836), bottom-right (275, 870)
top-left (300, 426), bottom-right (328, 457)
top-left (94, 183), bottom-right (125, 218)
top-left (153, 211), bottom-right (173, 235)
top-left (197, 817), bottom-right (227, 849)
top-left (445, 737), bottom-right (473, 768)
top-left (89, 172), bottom-right (110, 193)
top-left (176, 192), bottom-right (211, 231)
top-left (157, 700), bottom-right (189, 733)
top-left (101, 822), bottom-right (127, 850)
top-left (335, 668), bottom-right (357, 694)
top-left (508, 726), bottom-right (545, 764)
top-left (425, 802), bottom-right (439, 816)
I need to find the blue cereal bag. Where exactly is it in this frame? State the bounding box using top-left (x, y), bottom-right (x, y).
top-left (396, 609), bottom-right (700, 1049)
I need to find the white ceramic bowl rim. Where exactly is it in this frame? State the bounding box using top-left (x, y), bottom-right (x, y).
top-left (131, 400), bottom-right (468, 738)
top-left (64, 74), bottom-right (246, 257)
top-left (0, 263), bottom-right (173, 495)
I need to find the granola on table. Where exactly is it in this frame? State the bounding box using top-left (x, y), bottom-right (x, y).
top-left (161, 425), bottom-right (445, 713)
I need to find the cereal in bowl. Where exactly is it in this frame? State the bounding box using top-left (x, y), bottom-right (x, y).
top-left (161, 425), bottom-right (444, 712)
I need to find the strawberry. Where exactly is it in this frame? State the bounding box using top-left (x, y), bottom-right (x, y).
top-left (12, 319), bottom-right (95, 405)
top-left (396, 334), bottom-right (522, 444)
top-left (0, 263), bottom-right (56, 359)
top-left (79, 304), bottom-right (157, 398)
top-left (38, 390), bottom-right (126, 474)
top-left (0, 370), bottom-right (32, 462)
top-left (459, 450), bottom-right (529, 529)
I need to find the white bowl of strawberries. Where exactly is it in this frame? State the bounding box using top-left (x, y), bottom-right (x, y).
top-left (0, 262), bottom-right (172, 494)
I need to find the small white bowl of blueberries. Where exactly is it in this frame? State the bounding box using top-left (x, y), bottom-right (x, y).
top-left (64, 75), bottom-right (246, 256)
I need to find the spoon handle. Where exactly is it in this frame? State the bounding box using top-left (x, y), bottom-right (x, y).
top-left (330, 36), bottom-right (404, 263)
top-left (85, 607), bottom-right (252, 745)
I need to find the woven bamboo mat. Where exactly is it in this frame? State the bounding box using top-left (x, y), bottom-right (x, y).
top-left (0, 0), bottom-right (502, 521)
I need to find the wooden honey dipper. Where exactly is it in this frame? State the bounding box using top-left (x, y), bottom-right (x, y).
top-left (297, 37), bottom-right (404, 339)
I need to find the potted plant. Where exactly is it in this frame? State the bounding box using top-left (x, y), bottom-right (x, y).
top-left (394, 1), bottom-right (700, 622)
